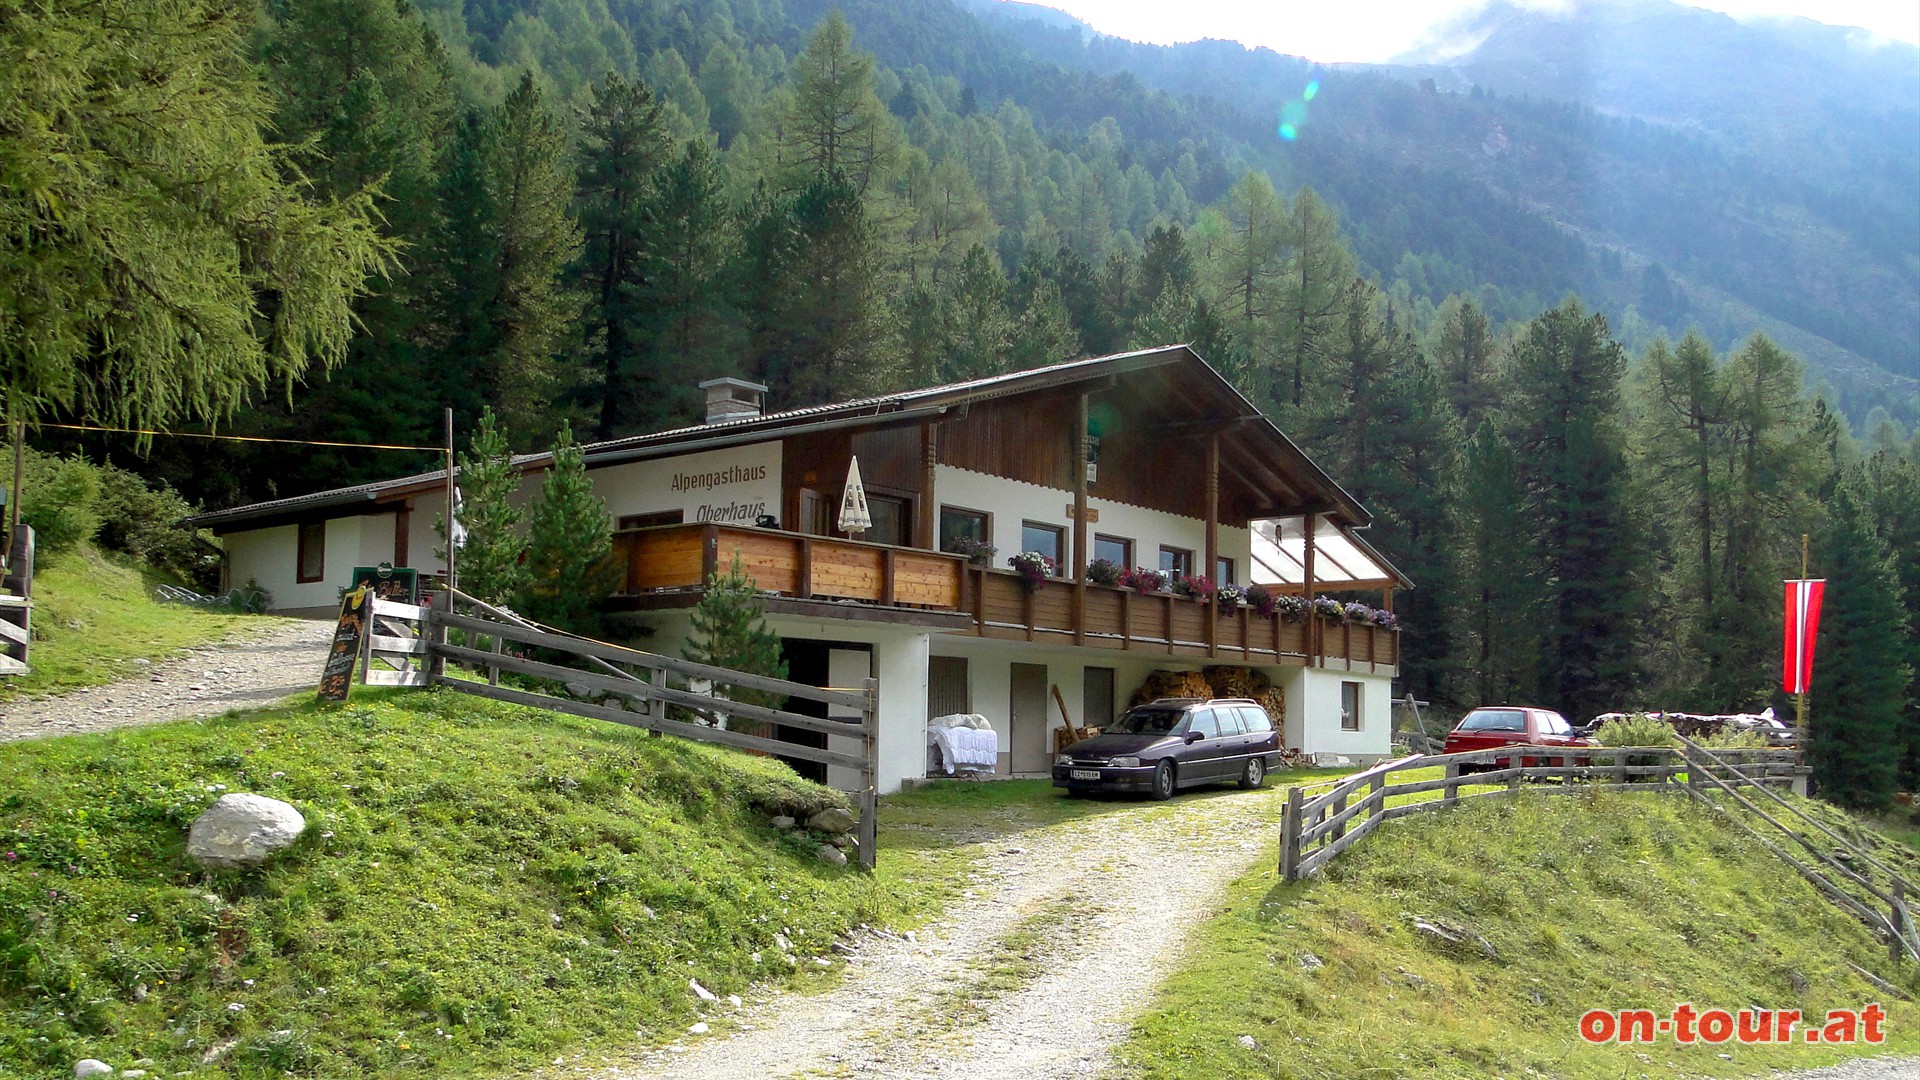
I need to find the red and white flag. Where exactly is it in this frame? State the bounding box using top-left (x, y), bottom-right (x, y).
top-left (1783, 579), bottom-right (1826, 696)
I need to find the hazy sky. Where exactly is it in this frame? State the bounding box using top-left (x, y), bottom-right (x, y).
top-left (1027, 1), bottom-right (1920, 63)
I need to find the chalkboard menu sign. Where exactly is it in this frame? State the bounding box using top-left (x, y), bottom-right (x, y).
top-left (351, 563), bottom-right (419, 604)
top-left (317, 584), bottom-right (371, 702)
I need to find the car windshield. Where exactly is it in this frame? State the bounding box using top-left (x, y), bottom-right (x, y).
top-left (1108, 707), bottom-right (1186, 736)
top-left (1458, 709), bottom-right (1527, 733)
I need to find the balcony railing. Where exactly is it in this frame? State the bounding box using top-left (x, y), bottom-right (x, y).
top-left (611, 526), bottom-right (1397, 669)
top-left (965, 567), bottom-right (1398, 670)
top-left (613, 523), bottom-right (967, 609)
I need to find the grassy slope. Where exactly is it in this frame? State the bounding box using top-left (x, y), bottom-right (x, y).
top-left (0, 689), bottom-right (973, 1078)
top-left (3, 545), bottom-right (269, 699)
top-left (1115, 790), bottom-right (1920, 1079)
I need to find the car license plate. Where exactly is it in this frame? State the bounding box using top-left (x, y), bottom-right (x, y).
top-left (1071, 769), bottom-right (1101, 780)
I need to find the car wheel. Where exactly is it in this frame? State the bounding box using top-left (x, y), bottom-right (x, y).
top-left (1152, 759), bottom-right (1177, 801)
top-left (1239, 756), bottom-right (1266, 790)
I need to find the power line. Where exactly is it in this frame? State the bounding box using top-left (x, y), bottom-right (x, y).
top-left (42, 422), bottom-right (447, 453)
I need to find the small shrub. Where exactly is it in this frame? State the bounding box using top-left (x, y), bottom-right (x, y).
top-left (2, 450), bottom-right (102, 554)
top-left (227, 578), bottom-right (273, 615)
top-left (1594, 714), bottom-right (1676, 747)
top-left (1696, 727), bottom-right (1768, 751)
top-left (1086, 557), bottom-right (1123, 587)
top-left (94, 465), bottom-right (214, 585)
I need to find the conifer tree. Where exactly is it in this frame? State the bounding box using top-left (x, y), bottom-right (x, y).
top-left (522, 423), bottom-right (621, 631)
top-left (0, 0), bottom-right (394, 431)
top-left (1505, 299), bottom-right (1644, 720)
top-left (435, 73), bottom-right (581, 443)
top-left (577, 72), bottom-right (671, 440)
top-left (772, 12), bottom-right (899, 195)
top-left (633, 139), bottom-right (740, 428)
top-left (1274, 187), bottom-right (1356, 411)
top-left (1431, 298), bottom-right (1498, 426)
top-left (684, 552), bottom-right (790, 715)
top-left (441, 408), bottom-right (528, 608)
top-left (1808, 468), bottom-right (1911, 810)
top-left (1863, 452), bottom-right (1920, 789)
top-left (1460, 421), bottom-right (1538, 704)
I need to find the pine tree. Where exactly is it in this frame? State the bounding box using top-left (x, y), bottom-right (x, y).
top-left (684, 552), bottom-right (790, 714)
top-left (1808, 468), bottom-right (1912, 810)
top-left (1431, 297), bottom-right (1498, 427)
top-left (1505, 299), bottom-right (1644, 720)
top-left (434, 73), bottom-right (582, 444)
top-left (576, 72), bottom-right (671, 440)
top-left (633, 139), bottom-right (739, 428)
top-left (522, 423), bottom-right (621, 631)
top-left (1863, 451), bottom-right (1920, 789)
top-left (1460, 421), bottom-right (1539, 704)
top-left (440, 407), bottom-right (529, 608)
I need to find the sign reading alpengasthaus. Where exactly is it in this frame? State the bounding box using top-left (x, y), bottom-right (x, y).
top-left (599, 441), bottom-right (783, 527)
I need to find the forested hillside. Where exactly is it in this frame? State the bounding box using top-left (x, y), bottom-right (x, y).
top-left (12, 0), bottom-right (1918, 804)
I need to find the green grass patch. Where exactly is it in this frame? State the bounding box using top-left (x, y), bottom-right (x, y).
top-left (1115, 789), bottom-right (1920, 1079)
top-left (4, 545), bottom-right (272, 700)
top-left (0, 688), bottom-right (977, 1078)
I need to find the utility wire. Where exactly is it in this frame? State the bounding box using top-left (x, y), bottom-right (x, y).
top-left (42, 422), bottom-right (446, 453)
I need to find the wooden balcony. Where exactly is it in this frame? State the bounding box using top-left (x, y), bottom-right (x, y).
top-left (612, 524), bottom-right (969, 617)
top-left (965, 568), bottom-right (1398, 670)
top-left (610, 526), bottom-right (1398, 669)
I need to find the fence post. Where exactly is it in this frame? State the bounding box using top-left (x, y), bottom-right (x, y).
top-left (1684, 746), bottom-right (1700, 798)
top-left (488, 634), bottom-right (504, 687)
top-left (1894, 880), bottom-right (1907, 966)
top-left (1280, 786), bottom-right (1303, 882)
top-left (856, 677), bottom-right (880, 871)
top-left (426, 589), bottom-right (450, 682)
top-left (1442, 761), bottom-right (1459, 807)
top-left (1371, 769), bottom-right (1387, 821)
top-left (1330, 790), bottom-right (1348, 842)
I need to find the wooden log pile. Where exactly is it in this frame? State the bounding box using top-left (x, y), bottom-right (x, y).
top-left (1126, 667), bottom-right (1285, 730)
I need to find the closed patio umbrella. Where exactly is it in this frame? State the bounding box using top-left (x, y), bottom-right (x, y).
top-left (838, 456), bottom-right (872, 537)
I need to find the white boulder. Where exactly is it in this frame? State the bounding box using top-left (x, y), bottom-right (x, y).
top-left (187, 794), bottom-right (306, 870)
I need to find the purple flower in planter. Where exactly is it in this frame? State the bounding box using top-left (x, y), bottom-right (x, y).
top-left (1310, 595), bottom-right (1344, 620)
top-left (1008, 551), bottom-right (1055, 593)
top-left (1342, 601), bottom-right (1375, 625)
top-left (1277, 595), bottom-right (1308, 622)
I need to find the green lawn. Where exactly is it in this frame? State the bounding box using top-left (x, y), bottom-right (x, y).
top-left (3, 545), bottom-right (277, 699)
top-left (0, 689), bottom-right (985, 1078)
top-left (1113, 788), bottom-right (1920, 1079)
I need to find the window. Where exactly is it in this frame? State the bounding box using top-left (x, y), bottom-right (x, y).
top-left (1238, 705), bottom-right (1273, 734)
top-left (1341, 681), bottom-right (1362, 731)
top-left (939, 507), bottom-right (989, 552)
top-left (1093, 534), bottom-right (1132, 567)
top-left (1020, 521), bottom-right (1064, 569)
top-left (867, 494), bottom-right (910, 546)
top-left (1458, 709), bottom-right (1526, 733)
top-left (1186, 708), bottom-right (1219, 738)
top-left (1216, 556), bottom-right (1236, 585)
top-left (1539, 711), bottom-right (1573, 736)
top-left (1159, 546), bottom-right (1194, 577)
top-left (618, 510), bottom-right (684, 530)
top-left (1215, 707), bottom-right (1245, 736)
top-left (296, 521), bottom-right (326, 583)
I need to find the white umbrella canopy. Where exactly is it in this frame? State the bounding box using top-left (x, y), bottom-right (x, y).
top-left (838, 456), bottom-right (872, 535)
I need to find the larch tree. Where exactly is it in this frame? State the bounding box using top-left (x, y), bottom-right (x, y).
top-left (771, 11), bottom-right (899, 195)
top-left (0, 0), bottom-right (394, 430)
top-left (1274, 187), bottom-right (1355, 413)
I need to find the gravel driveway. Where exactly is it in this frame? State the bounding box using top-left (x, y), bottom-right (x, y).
top-left (596, 784), bottom-right (1286, 1080)
top-left (0, 618), bottom-right (333, 742)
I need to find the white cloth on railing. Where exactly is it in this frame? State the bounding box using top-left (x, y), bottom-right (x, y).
top-left (928, 716), bottom-right (1000, 774)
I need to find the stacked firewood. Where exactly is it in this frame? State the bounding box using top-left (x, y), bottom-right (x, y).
top-left (1127, 669), bottom-right (1213, 707)
top-left (1125, 667), bottom-right (1286, 731)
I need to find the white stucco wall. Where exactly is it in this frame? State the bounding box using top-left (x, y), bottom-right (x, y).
top-left (1286, 668), bottom-right (1393, 759)
top-left (589, 441), bottom-right (783, 525)
top-left (934, 465), bottom-right (1252, 578)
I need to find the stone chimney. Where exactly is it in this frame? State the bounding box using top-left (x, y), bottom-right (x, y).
top-left (698, 377), bottom-right (768, 424)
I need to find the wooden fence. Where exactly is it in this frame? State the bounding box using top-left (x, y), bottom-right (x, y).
top-left (1276, 742), bottom-right (1920, 964)
top-left (368, 590), bottom-right (882, 869)
top-left (0, 525), bottom-right (32, 677)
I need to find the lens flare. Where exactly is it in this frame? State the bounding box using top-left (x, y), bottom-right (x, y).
top-left (1303, 80), bottom-right (1320, 101)
top-left (1277, 80), bottom-right (1320, 143)
top-left (1279, 123), bottom-right (1298, 141)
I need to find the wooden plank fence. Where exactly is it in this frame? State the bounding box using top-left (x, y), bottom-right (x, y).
top-left (1275, 742), bottom-right (1920, 964)
top-left (0, 525), bottom-right (33, 676)
top-left (365, 590), bottom-right (882, 869)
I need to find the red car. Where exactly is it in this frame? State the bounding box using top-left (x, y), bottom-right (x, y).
top-left (1444, 706), bottom-right (1595, 770)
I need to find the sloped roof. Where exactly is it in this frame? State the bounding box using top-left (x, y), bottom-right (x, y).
top-left (190, 346), bottom-right (1375, 533)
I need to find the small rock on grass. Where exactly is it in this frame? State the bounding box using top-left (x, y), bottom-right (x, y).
top-left (816, 844), bottom-right (848, 866)
top-left (688, 1022), bottom-right (709, 1035)
top-left (1237, 1035), bottom-right (1257, 1050)
top-left (771, 815), bottom-right (795, 829)
top-left (689, 978), bottom-right (717, 1002)
top-left (74, 1061), bottom-right (113, 1080)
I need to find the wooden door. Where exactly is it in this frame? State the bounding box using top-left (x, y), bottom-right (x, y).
top-left (1082, 666), bottom-right (1115, 729)
top-left (1010, 662), bottom-right (1050, 774)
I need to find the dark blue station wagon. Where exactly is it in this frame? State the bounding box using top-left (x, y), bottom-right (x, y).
top-left (1052, 697), bottom-right (1282, 799)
